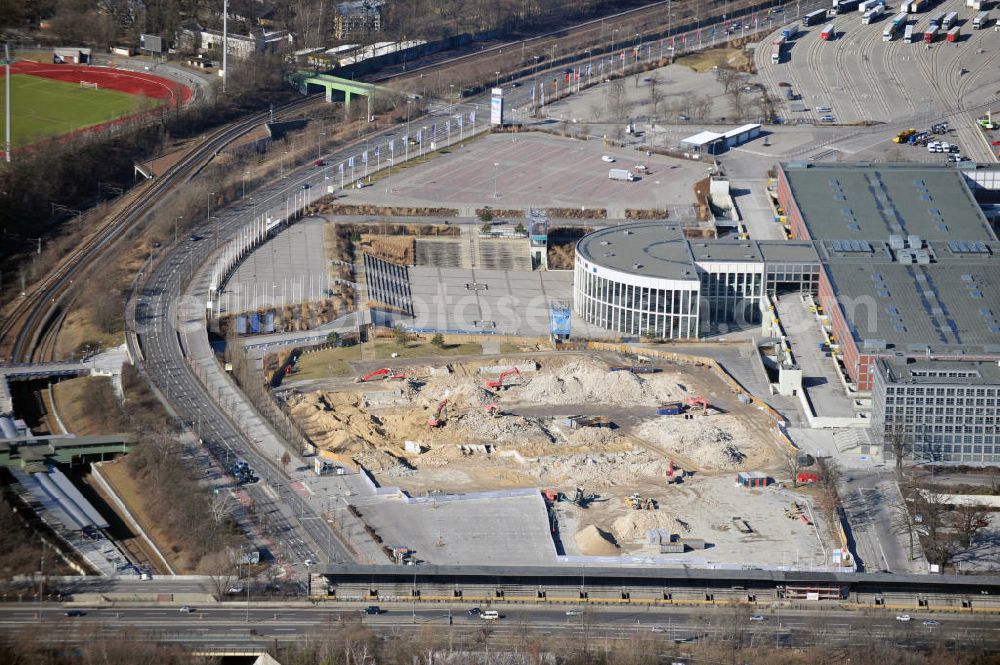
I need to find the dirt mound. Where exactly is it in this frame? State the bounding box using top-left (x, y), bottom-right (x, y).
top-left (612, 510), bottom-right (677, 544)
top-left (538, 450), bottom-right (667, 487)
top-left (507, 358), bottom-right (680, 407)
top-left (635, 414), bottom-right (761, 470)
top-left (575, 525), bottom-right (620, 556)
top-left (567, 426), bottom-right (622, 448)
top-left (456, 410), bottom-right (554, 445)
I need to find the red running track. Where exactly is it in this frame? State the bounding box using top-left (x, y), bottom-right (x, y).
top-left (9, 60), bottom-right (193, 105)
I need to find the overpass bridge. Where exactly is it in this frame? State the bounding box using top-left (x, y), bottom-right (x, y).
top-left (291, 73), bottom-right (409, 114)
top-left (312, 564), bottom-right (1000, 613)
top-left (0, 361), bottom-right (90, 415)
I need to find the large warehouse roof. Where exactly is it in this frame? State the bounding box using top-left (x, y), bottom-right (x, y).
top-left (824, 260), bottom-right (1000, 356)
top-left (782, 162), bottom-right (995, 243)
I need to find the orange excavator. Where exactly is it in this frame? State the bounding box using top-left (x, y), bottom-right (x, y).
top-left (357, 368), bottom-right (406, 383)
top-left (428, 399), bottom-right (449, 428)
top-left (484, 368), bottom-right (527, 390)
top-left (685, 395), bottom-right (709, 415)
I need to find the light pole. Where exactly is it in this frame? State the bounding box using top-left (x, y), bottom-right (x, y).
top-left (493, 162), bottom-right (499, 199)
top-left (207, 192), bottom-right (215, 227)
top-left (495, 71), bottom-right (500, 88)
top-left (242, 171), bottom-right (248, 199)
top-left (317, 132), bottom-right (325, 161)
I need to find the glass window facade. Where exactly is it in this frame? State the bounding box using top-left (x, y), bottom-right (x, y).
top-left (574, 262), bottom-right (700, 339)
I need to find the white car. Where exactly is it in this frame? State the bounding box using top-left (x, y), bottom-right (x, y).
top-left (896, 614), bottom-right (911, 622)
top-left (304, 559), bottom-right (317, 567)
top-left (601, 155), bottom-right (615, 163)
top-left (565, 610), bottom-right (583, 616)
top-left (179, 606), bottom-right (195, 613)
top-left (749, 615), bottom-right (767, 622)
top-left (816, 106), bottom-right (832, 113)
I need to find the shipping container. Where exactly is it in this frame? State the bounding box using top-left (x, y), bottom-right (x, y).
top-left (771, 34), bottom-right (787, 46)
top-left (781, 24), bottom-right (800, 39)
top-left (821, 23), bottom-right (835, 39)
top-left (946, 25), bottom-right (961, 41)
top-left (771, 43), bottom-right (783, 63)
top-left (924, 25), bottom-right (939, 42)
top-left (858, 0), bottom-right (880, 12)
top-left (608, 168), bottom-right (636, 181)
top-left (941, 11), bottom-right (958, 29)
top-left (883, 13), bottom-right (907, 40)
top-left (972, 10), bottom-right (990, 29)
top-left (967, 0), bottom-right (982, 10)
top-left (803, 9), bottom-right (827, 25)
top-left (657, 402), bottom-right (683, 416)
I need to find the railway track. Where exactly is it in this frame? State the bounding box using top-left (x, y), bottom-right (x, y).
top-left (0, 96), bottom-right (320, 364)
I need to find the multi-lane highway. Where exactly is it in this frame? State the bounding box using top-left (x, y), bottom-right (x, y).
top-left (1, 601), bottom-right (997, 649)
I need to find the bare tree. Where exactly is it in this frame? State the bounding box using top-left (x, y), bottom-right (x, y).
top-left (647, 73), bottom-right (665, 116)
top-left (951, 504), bottom-right (990, 549)
top-left (883, 422), bottom-right (911, 471)
top-left (607, 79), bottom-right (629, 121)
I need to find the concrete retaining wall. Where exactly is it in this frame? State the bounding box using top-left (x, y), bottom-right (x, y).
top-left (90, 463), bottom-right (176, 575)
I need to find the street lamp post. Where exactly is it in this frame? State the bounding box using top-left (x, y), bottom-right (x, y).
top-left (317, 132), bottom-right (325, 161)
top-left (495, 71), bottom-right (500, 88)
top-left (493, 162), bottom-right (499, 199)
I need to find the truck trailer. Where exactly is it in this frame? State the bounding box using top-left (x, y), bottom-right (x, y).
top-left (862, 6), bottom-right (885, 23)
top-left (821, 24), bottom-right (835, 39)
top-left (781, 24), bottom-right (800, 39)
top-left (923, 25), bottom-right (939, 42)
top-left (803, 9), bottom-right (827, 25)
top-left (831, 0), bottom-right (861, 13)
top-left (972, 11), bottom-right (990, 29)
top-left (946, 25), bottom-right (961, 41)
top-left (941, 11), bottom-right (958, 29)
top-left (609, 168), bottom-right (637, 182)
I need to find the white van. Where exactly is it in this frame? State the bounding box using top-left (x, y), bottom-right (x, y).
top-left (480, 610), bottom-right (500, 620)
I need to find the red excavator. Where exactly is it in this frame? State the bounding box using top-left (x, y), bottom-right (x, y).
top-left (685, 395), bottom-right (709, 415)
top-left (484, 368), bottom-right (527, 390)
top-left (357, 368), bottom-right (406, 383)
top-left (427, 399), bottom-right (449, 428)
top-left (484, 403), bottom-right (501, 417)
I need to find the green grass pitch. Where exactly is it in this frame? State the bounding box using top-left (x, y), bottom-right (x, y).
top-left (0, 74), bottom-right (146, 148)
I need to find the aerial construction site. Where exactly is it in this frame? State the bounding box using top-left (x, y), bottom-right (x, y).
top-left (279, 349), bottom-right (834, 568)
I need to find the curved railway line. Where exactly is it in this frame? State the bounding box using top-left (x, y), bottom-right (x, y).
top-left (0, 97), bottom-right (321, 364)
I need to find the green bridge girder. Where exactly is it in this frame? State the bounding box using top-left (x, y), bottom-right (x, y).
top-left (0, 434), bottom-right (136, 473)
top-left (291, 72), bottom-right (406, 113)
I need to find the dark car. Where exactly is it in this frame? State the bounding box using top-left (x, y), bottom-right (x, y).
top-left (362, 606), bottom-right (384, 615)
top-left (64, 610), bottom-right (85, 617)
top-left (467, 607), bottom-right (481, 616)
top-left (302, 183), bottom-right (311, 189)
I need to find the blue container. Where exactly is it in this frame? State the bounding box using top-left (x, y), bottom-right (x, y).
top-left (250, 313), bottom-right (261, 334)
top-left (236, 315), bottom-right (247, 335)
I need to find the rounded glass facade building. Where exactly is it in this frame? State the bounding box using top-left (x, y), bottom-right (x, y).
top-left (574, 224), bottom-right (701, 339)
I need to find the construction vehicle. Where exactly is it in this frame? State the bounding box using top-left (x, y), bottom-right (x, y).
top-left (357, 368), bottom-right (406, 383)
top-left (484, 368), bottom-right (527, 390)
top-left (484, 403), bottom-right (502, 417)
top-left (625, 493), bottom-right (658, 510)
top-left (666, 459), bottom-right (685, 484)
top-left (427, 399), bottom-right (449, 428)
top-left (978, 111), bottom-right (997, 130)
top-left (685, 395), bottom-right (709, 415)
top-left (892, 128), bottom-right (916, 143)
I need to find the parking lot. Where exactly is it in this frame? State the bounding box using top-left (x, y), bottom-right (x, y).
top-left (753, 0), bottom-right (1000, 162)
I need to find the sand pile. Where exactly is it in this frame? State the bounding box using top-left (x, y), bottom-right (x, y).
top-left (507, 358), bottom-right (681, 406)
top-left (417, 374), bottom-right (495, 408)
top-left (635, 415), bottom-right (759, 470)
top-left (575, 525), bottom-right (620, 556)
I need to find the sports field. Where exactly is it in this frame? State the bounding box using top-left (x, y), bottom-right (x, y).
top-left (0, 73), bottom-right (146, 148)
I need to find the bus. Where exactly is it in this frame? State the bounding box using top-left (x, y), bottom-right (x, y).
top-left (941, 11), bottom-right (958, 29)
top-left (803, 9), bottom-right (827, 25)
top-left (972, 11), bottom-right (990, 29)
top-left (903, 24), bottom-right (915, 42)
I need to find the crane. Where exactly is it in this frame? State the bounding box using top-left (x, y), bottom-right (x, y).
top-left (357, 368), bottom-right (406, 383)
top-left (484, 368), bottom-right (526, 390)
top-left (684, 395), bottom-right (709, 415)
top-left (427, 399), bottom-right (449, 428)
